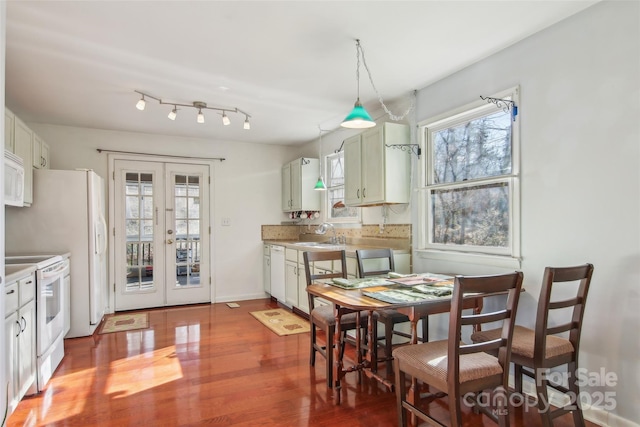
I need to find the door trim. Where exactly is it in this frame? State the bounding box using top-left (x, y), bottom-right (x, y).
top-left (107, 153), bottom-right (216, 314)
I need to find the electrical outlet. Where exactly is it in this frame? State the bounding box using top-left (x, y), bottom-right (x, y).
top-left (222, 217), bottom-right (231, 226)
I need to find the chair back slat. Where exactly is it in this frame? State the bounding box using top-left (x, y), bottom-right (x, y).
top-left (460, 339), bottom-right (504, 355)
top-left (461, 309), bottom-right (508, 326)
top-left (548, 297), bottom-right (581, 310)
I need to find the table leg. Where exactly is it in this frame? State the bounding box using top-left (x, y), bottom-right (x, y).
top-left (333, 304), bottom-right (343, 405)
top-left (407, 309), bottom-right (420, 426)
top-left (367, 310), bottom-right (377, 373)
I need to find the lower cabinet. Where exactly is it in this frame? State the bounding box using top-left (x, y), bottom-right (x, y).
top-left (4, 272), bottom-right (37, 417)
top-left (263, 245), bottom-right (271, 294)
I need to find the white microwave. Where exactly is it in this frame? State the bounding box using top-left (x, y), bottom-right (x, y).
top-left (4, 149), bottom-right (25, 207)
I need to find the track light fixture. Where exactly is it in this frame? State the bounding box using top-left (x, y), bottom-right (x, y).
top-left (134, 90), bottom-right (251, 129)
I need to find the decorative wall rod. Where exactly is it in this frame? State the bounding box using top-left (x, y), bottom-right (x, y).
top-left (96, 148), bottom-right (225, 161)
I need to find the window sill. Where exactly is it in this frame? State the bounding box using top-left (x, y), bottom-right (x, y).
top-left (416, 249), bottom-right (521, 269)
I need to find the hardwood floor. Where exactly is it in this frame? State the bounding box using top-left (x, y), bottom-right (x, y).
top-left (7, 299), bottom-right (599, 426)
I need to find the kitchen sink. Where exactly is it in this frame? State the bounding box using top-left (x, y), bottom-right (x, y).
top-left (292, 242), bottom-right (345, 249)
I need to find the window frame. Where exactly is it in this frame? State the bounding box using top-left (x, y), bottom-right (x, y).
top-left (417, 87), bottom-right (520, 266)
top-left (325, 150), bottom-right (361, 224)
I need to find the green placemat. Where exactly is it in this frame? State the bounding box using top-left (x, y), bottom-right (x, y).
top-left (363, 286), bottom-right (452, 304)
top-left (330, 277), bottom-right (395, 289)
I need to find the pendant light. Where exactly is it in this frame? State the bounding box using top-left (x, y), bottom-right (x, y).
top-left (314, 128), bottom-right (327, 191)
top-left (341, 39), bottom-right (376, 129)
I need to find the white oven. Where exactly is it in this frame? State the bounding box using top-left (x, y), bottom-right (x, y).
top-left (5, 255), bottom-right (68, 391)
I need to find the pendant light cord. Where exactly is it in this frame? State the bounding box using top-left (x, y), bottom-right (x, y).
top-left (356, 40), bottom-right (415, 121)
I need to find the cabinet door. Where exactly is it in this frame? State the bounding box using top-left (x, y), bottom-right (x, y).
top-left (17, 299), bottom-right (36, 398)
top-left (33, 134), bottom-right (49, 169)
top-left (41, 141), bottom-right (50, 169)
top-left (297, 263), bottom-right (309, 314)
top-left (290, 159), bottom-right (302, 210)
top-left (343, 134), bottom-right (362, 206)
top-left (361, 127), bottom-right (385, 204)
top-left (14, 116), bottom-right (34, 205)
top-left (5, 311), bottom-right (19, 413)
top-left (5, 108), bottom-right (15, 152)
top-left (284, 260), bottom-right (298, 308)
top-left (281, 163), bottom-right (291, 211)
top-left (263, 254), bottom-right (271, 293)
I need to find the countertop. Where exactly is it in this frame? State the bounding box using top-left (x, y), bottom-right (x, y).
top-left (263, 240), bottom-right (410, 257)
top-left (5, 264), bottom-right (38, 284)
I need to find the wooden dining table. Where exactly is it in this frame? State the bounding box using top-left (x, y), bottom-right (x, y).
top-left (306, 276), bottom-right (486, 405)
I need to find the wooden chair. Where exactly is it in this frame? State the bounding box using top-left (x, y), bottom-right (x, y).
top-left (393, 271), bottom-right (524, 427)
top-left (303, 250), bottom-right (371, 388)
top-left (471, 264), bottom-right (594, 427)
top-left (355, 248), bottom-right (429, 378)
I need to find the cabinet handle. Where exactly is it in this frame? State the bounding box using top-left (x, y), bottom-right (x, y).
top-left (363, 188), bottom-right (366, 198)
top-left (357, 189), bottom-right (360, 199)
top-left (26, 280), bottom-right (33, 284)
top-left (6, 289), bottom-right (15, 295)
top-left (15, 320), bottom-right (21, 337)
top-left (41, 156), bottom-right (46, 167)
top-left (21, 316), bottom-right (27, 332)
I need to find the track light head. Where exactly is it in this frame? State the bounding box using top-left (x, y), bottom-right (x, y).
top-left (197, 108), bottom-right (205, 124)
top-left (243, 115), bottom-right (251, 130)
top-left (136, 95), bottom-right (146, 111)
top-left (168, 106), bottom-right (177, 121)
top-left (222, 111), bottom-right (230, 126)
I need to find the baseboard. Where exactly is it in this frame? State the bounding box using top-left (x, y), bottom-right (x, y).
top-left (513, 375), bottom-right (638, 427)
top-left (215, 292), bottom-right (271, 303)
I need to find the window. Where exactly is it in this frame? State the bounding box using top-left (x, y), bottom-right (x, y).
top-left (418, 87), bottom-right (520, 262)
top-left (326, 151), bottom-right (360, 222)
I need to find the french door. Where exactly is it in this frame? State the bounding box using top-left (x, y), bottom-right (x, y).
top-left (113, 160), bottom-right (210, 311)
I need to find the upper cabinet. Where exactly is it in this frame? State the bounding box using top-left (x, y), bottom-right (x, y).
top-left (5, 107), bottom-right (52, 207)
top-left (13, 115), bottom-right (34, 206)
top-left (5, 108), bottom-right (15, 152)
top-left (32, 133), bottom-right (50, 169)
top-left (344, 122), bottom-right (411, 206)
top-left (282, 157), bottom-right (320, 212)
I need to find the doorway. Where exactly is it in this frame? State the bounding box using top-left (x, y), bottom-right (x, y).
top-left (112, 159), bottom-right (211, 311)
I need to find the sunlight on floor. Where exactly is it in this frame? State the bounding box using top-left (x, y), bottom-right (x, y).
top-left (106, 345), bottom-right (183, 398)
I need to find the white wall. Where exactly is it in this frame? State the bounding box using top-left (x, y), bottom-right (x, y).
top-left (412, 2), bottom-right (639, 425)
top-left (27, 123), bottom-right (296, 304)
top-left (0, 1), bottom-right (7, 423)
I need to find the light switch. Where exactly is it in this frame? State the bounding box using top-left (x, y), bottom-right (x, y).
top-left (222, 217), bottom-right (231, 226)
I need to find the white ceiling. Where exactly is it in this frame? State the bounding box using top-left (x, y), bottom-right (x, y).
top-left (5, 1), bottom-right (598, 146)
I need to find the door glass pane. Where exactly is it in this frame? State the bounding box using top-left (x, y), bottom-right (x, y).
top-left (125, 173), bottom-right (155, 291)
top-left (175, 174), bottom-right (201, 287)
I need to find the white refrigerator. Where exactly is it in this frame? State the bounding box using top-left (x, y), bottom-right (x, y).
top-left (6, 169), bottom-right (108, 338)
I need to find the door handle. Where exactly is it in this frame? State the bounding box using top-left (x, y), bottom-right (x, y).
top-left (167, 239), bottom-right (174, 244)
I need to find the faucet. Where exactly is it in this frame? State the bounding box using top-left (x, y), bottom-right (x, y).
top-left (315, 222), bottom-right (337, 244)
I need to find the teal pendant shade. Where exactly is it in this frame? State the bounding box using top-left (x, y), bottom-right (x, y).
top-left (314, 176), bottom-right (327, 191)
top-left (341, 99), bottom-right (376, 129)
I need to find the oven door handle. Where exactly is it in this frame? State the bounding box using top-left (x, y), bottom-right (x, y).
top-left (42, 260), bottom-right (70, 278)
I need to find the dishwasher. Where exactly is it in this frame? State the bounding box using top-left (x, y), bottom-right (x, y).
top-left (269, 245), bottom-right (285, 302)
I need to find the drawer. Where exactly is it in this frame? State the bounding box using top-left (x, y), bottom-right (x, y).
top-left (5, 282), bottom-right (19, 315)
top-left (19, 275), bottom-right (36, 306)
top-left (285, 248), bottom-right (298, 262)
